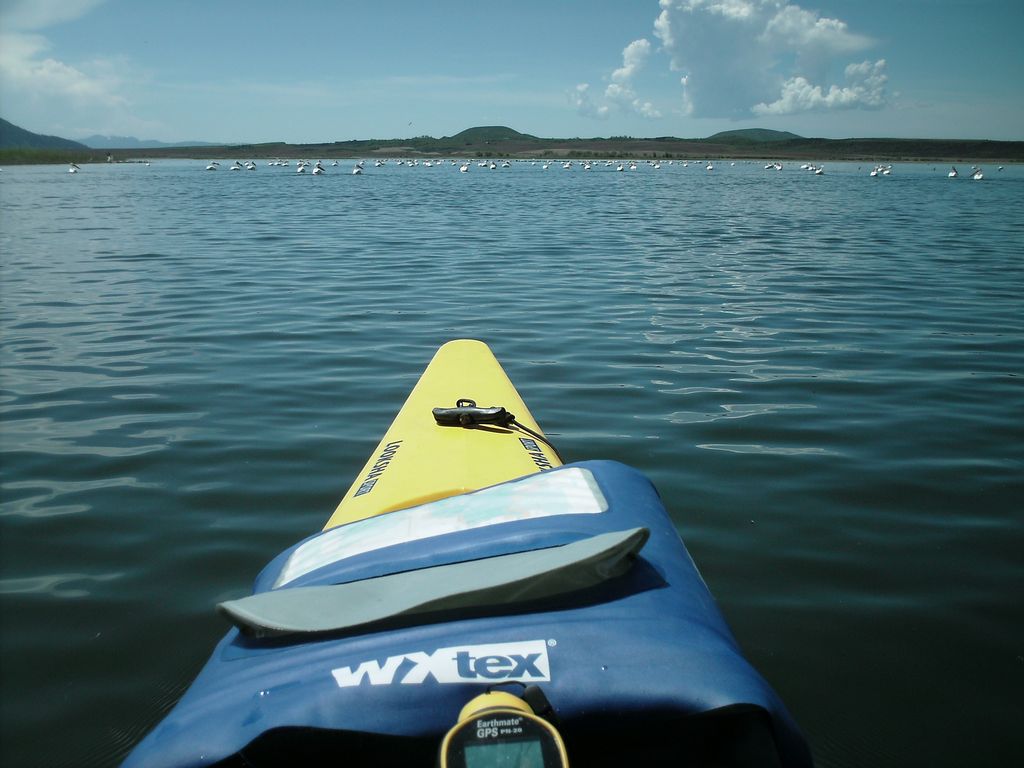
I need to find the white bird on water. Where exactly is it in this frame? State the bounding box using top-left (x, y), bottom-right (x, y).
top-left (206, 161), bottom-right (219, 171)
top-left (971, 168), bottom-right (983, 180)
top-left (68, 162), bottom-right (80, 173)
top-left (948, 166), bottom-right (959, 178)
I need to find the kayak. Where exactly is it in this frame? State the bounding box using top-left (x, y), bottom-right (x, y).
top-left (123, 339), bottom-right (812, 767)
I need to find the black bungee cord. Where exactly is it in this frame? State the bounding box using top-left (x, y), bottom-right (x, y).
top-left (431, 399), bottom-right (565, 465)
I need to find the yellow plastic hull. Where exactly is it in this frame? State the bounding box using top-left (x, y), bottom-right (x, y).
top-left (324, 340), bottom-right (561, 529)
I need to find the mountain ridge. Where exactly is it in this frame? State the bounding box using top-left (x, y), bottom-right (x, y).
top-left (0, 118), bottom-right (89, 150)
top-left (1, 118), bottom-right (1021, 163)
top-left (79, 134), bottom-right (221, 149)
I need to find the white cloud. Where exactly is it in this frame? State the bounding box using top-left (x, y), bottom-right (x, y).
top-left (579, 38), bottom-right (663, 120)
top-left (754, 59), bottom-right (888, 115)
top-left (651, 0), bottom-right (886, 119)
top-left (571, 83), bottom-right (609, 119)
top-left (760, 4), bottom-right (871, 53)
top-left (0, 0), bottom-right (138, 135)
top-left (0, 32), bottom-right (128, 109)
top-left (611, 39), bottom-right (652, 84)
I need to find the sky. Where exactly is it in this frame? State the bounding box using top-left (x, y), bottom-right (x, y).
top-left (1, 0), bottom-right (1021, 144)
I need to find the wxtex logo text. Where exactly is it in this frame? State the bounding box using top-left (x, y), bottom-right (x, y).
top-left (331, 640), bottom-right (552, 687)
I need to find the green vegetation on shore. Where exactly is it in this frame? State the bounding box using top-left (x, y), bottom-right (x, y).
top-left (2, 124), bottom-right (1021, 165)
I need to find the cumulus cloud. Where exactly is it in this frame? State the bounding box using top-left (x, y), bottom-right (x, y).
top-left (611, 39), bottom-right (652, 84)
top-left (754, 59), bottom-right (888, 115)
top-left (605, 39), bottom-right (663, 118)
top-left (0, 31), bottom-right (127, 109)
top-left (575, 38), bottom-right (662, 121)
top-left (652, 0), bottom-right (887, 119)
top-left (571, 83), bottom-right (609, 119)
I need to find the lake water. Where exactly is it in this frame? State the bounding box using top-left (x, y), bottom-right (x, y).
top-left (1, 157), bottom-right (1021, 767)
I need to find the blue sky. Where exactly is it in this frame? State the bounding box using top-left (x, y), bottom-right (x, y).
top-left (1, 0), bottom-right (1021, 143)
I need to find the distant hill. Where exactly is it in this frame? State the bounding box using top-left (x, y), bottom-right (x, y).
top-left (706, 128), bottom-right (803, 142)
top-left (4, 119), bottom-right (1020, 164)
top-left (0, 118), bottom-right (89, 150)
top-left (447, 126), bottom-right (538, 143)
top-left (80, 134), bottom-right (220, 149)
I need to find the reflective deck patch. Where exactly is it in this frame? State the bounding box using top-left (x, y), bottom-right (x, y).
top-left (276, 468), bottom-right (607, 587)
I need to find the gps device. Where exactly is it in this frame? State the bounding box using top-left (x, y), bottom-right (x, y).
top-left (439, 691), bottom-right (569, 768)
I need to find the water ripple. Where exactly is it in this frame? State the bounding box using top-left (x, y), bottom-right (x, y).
top-left (1, 159), bottom-right (1022, 768)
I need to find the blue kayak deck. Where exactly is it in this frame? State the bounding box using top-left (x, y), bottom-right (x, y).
top-left (123, 461), bottom-right (812, 767)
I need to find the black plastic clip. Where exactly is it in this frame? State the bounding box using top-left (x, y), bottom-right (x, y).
top-left (432, 398), bottom-right (514, 427)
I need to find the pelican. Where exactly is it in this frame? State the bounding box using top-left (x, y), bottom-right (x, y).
top-left (971, 168), bottom-right (983, 180)
top-left (313, 161), bottom-right (325, 175)
top-left (352, 165), bottom-right (363, 175)
top-left (948, 166), bottom-right (958, 178)
top-left (459, 163), bottom-right (469, 173)
top-left (68, 162), bottom-right (80, 173)
top-left (706, 163), bottom-right (713, 171)
top-left (206, 161), bottom-right (219, 170)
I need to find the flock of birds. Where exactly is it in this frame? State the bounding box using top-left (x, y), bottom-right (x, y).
top-left (50, 158), bottom-right (1005, 178)
top-left (947, 165), bottom-right (989, 180)
top-left (197, 157), bottom-right (1006, 178)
